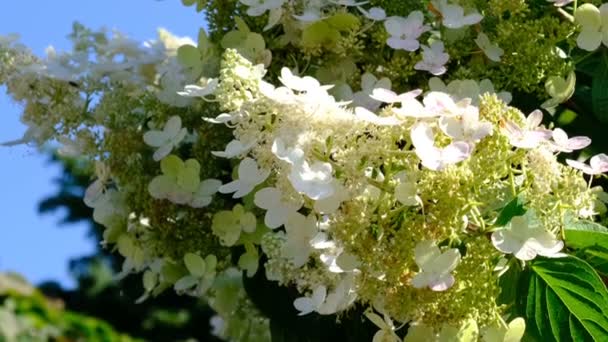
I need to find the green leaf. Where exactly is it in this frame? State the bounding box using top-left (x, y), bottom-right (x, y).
top-left (495, 196), bottom-right (527, 227)
top-left (591, 52), bottom-right (608, 123)
top-left (564, 219), bottom-right (608, 250)
top-left (577, 246), bottom-right (608, 277)
top-left (523, 256), bottom-right (608, 341)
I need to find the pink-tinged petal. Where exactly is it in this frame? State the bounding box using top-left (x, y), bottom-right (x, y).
top-left (566, 159), bottom-right (597, 174)
top-left (429, 274), bottom-right (455, 291)
top-left (442, 142), bottom-right (470, 164)
top-left (411, 272), bottom-right (432, 289)
top-left (552, 128), bottom-right (568, 145)
top-left (590, 154), bottom-right (608, 173)
top-left (567, 136), bottom-right (592, 150)
top-left (526, 109), bottom-right (543, 129)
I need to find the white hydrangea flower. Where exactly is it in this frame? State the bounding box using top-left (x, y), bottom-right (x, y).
top-left (282, 213), bottom-right (318, 267)
top-left (254, 187), bottom-right (303, 229)
top-left (474, 32), bottom-right (504, 62)
top-left (314, 181), bottom-right (348, 214)
top-left (84, 161), bottom-right (111, 208)
top-left (547, 0), bottom-right (573, 7)
top-left (143, 115), bottom-right (188, 161)
top-left (414, 41), bottom-right (450, 75)
top-left (358, 6), bottom-right (387, 21)
top-left (384, 12), bottom-right (430, 51)
top-left (411, 240), bottom-right (461, 291)
top-left (566, 153), bottom-right (608, 175)
top-left (393, 171), bottom-right (421, 206)
top-left (289, 160), bottom-right (336, 200)
top-left (439, 109), bottom-right (493, 144)
top-left (211, 139), bottom-right (255, 158)
top-left (411, 122), bottom-right (471, 171)
top-left (573, 3), bottom-right (608, 51)
top-left (240, 0), bottom-right (286, 16)
top-left (428, 77), bottom-right (512, 105)
top-left (365, 312), bottom-right (401, 342)
top-left (190, 179), bottom-right (223, 208)
top-left (432, 0), bottom-right (483, 29)
top-left (293, 285), bottom-right (327, 315)
top-left (547, 128), bottom-right (591, 153)
top-left (177, 78), bottom-right (218, 98)
top-left (352, 72), bottom-right (392, 110)
top-left (502, 110), bottom-right (552, 149)
top-left (491, 214), bottom-right (564, 261)
top-left (218, 158), bottom-right (270, 198)
top-left (174, 254), bottom-right (217, 296)
top-left (211, 204), bottom-right (257, 246)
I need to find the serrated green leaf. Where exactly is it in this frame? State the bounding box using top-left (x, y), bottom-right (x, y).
top-left (524, 256), bottom-right (608, 341)
top-left (495, 196), bottom-right (527, 227)
top-left (592, 53), bottom-right (608, 123)
top-left (564, 219), bottom-right (608, 250)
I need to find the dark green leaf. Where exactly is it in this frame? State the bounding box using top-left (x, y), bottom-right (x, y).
top-left (523, 256), bottom-right (608, 341)
top-left (591, 52), bottom-right (608, 123)
top-left (577, 246), bottom-right (608, 277)
top-left (495, 196), bottom-right (527, 227)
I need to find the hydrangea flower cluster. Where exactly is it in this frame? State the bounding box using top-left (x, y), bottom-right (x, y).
top-left (3, 0), bottom-right (608, 341)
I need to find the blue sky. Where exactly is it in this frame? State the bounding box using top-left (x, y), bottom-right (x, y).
top-left (0, 0), bottom-right (204, 288)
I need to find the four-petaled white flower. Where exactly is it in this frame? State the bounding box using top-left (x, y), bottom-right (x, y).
top-left (394, 171), bottom-right (421, 206)
top-left (411, 240), bottom-right (461, 291)
top-left (548, 128), bottom-right (591, 153)
top-left (211, 139), bottom-right (255, 158)
top-left (293, 285), bottom-right (327, 316)
top-left (414, 41), bottom-right (450, 76)
top-left (574, 3), bottom-right (608, 51)
top-left (384, 12), bottom-right (430, 51)
top-left (365, 312), bottom-right (401, 342)
top-left (254, 187), bottom-right (303, 229)
top-left (566, 153), bottom-right (608, 175)
top-left (439, 109), bottom-right (493, 144)
top-left (474, 32), bottom-right (504, 62)
top-left (353, 72), bottom-right (392, 110)
top-left (279, 67), bottom-right (330, 93)
top-left (240, 0), bottom-right (286, 16)
top-left (502, 110), bottom-right (552, 149)
top-left (218, 157), bottom-right (270, 198)
top-left (433, 0), bottom-right (483, 29)
top-left (289, 160), bottom-right (336, 200)
top-left (143, 115), bottom-right (188, 161)
top-left (282, 212), bottom-right (318, 267)
top-left (491, 213), bottom-right (564, 261)
top-left (177, 78), bottom-right (218, 98)
top-left (358, 6), bottom-right (387, 21)
top-left (411, 122), bottom-right (471, 171)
